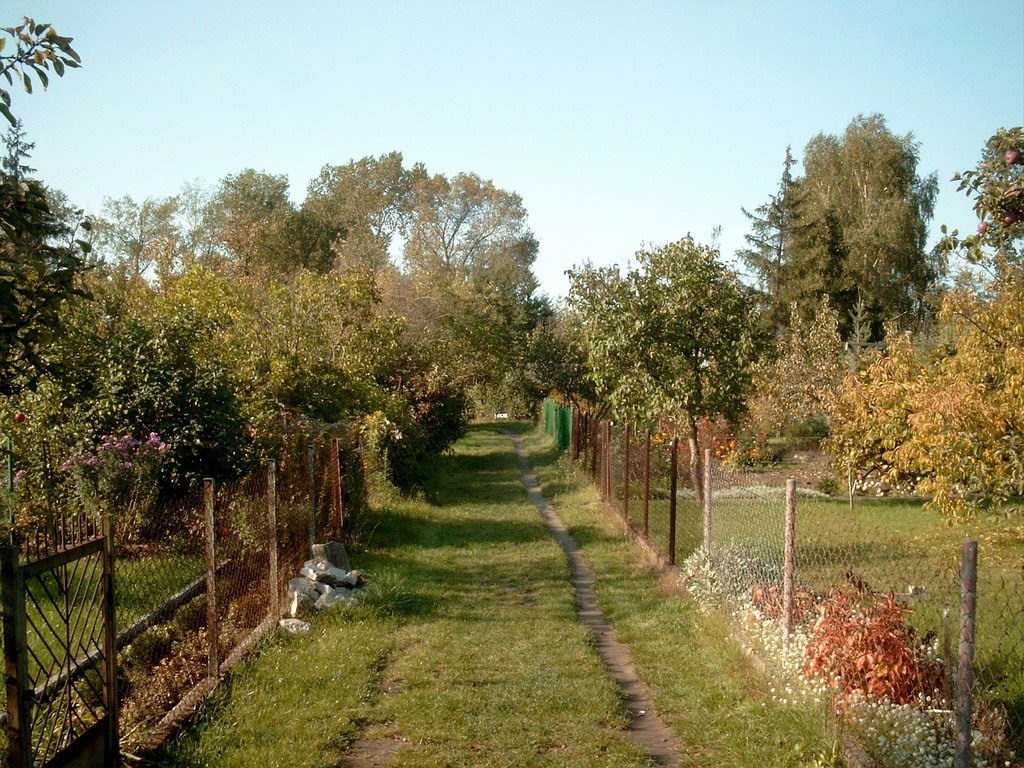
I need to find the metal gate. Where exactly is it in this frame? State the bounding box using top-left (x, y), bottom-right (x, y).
top-left (1, 514), bottom-right (118, 768)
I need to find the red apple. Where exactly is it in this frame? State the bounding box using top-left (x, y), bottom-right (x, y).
top-left (1006, 149), bottom-right (1023, 165)
top-left (1003, 213), bottom-right (1020, 226)
top-left (14, 412), bottom-right (25, 423)
top-left (978, 220), bottom-right (990, 234)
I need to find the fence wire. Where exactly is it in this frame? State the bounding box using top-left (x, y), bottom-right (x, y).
top-left (582, 416), bottom-right (1022, 766)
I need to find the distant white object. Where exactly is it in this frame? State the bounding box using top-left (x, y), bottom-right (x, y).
top-left (278, 618), bottom-right (312, 635)
top-left (495, 412), bottom-right (509, 420)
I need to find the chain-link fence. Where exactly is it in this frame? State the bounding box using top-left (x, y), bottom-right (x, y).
top-left (578, 414), bottom-right (1022, 767)
top-left (2, 426), bottom-right (366, 758)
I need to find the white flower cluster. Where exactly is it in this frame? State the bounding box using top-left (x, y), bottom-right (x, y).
top-left (677, 553), bottom-right (998, 768)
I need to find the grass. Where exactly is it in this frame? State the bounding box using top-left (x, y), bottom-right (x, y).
top-left (595, 439), bottom-right (1024, 756)
top-left (157, 423), bottom-right (846, 767)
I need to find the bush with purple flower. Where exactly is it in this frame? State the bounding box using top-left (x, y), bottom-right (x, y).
top-left (63, 432), bottom-right (171, 545)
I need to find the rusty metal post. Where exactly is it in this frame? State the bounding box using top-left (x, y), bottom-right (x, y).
top-left (331, 437), bottom-right (344, 534)
top-left (954, 540), bottom-right (978, 768)
top-left (623, 421), bottom-right (631, 522)
top-left (783, 478), bottom-right (796, 647)
top-left (204, 478), bottom-right (219, 680)
top-left (703, 448), bottom-right (713, 551)
top-left (668, 436), bottom-right (678, 566)
top-left (2, 543), bottom-right (31, 768)
top-left (604, 420), bottom-right (612, 502)
top-left (642, 428), bottom-right (651, 539)
top-left (307, 445), bottom-right (317, 553)
top-left (267, 460), bottom-right (280, 620)
top-left (101, 513), bottom-right (120, 762)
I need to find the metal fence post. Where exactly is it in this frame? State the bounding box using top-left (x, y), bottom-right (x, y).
top-left (1, 543), bottom-right (31, 768)
top-left (783, 478), bottom-right (796, 647)
top-left (267, 460), bottom-right (279, 620)
top-left (604, 420), bottom-right (612, 502)
top-left (204, 478), bottom-right (219, 680)
top-left (331, 437), bottom-right (344, 534)
top-left (954, 539), bottom-right (978, 768)
top-left (703, 448), bottom-right (712, 552)
top-left (307, 445), bottom-right (317, 552)
top-left (668, 436), bottom-right (678, 566)
top-left (623, 421), bottom-right (631, 522)
top-left (101, 513), bottom-right (120, 760)
top-left (642, 428), bottom-right (651, 539)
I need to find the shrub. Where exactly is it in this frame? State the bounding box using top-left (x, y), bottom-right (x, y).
top-left (803, 573), bottom-right (944, 706)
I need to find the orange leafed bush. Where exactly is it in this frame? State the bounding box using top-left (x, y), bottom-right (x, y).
top-left (803, 576), bottom-right (944, 706)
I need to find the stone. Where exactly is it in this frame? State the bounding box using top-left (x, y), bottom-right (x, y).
top-left (311, 541), bottom-right (351, 572)
top-left (288, 577), bottom-right (319, 601)
top-left (314, 588), bottom-right (352, 610)
top-left (278, 618), bottom-right (312, 635)
top-left (289, 589), bottom-right (315, 617)
top-left (311, 564), bottom-right (352, 588)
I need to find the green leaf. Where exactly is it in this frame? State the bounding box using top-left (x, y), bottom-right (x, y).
top-left (22, 73), bottom-right (32, 94)
top-left (0, 38), bottom-right (6, 53)
top-left (0, 103), bottom-right (16, 127)
top-left (52, 58), bottom-right (64, 77)
top-left (33, 67), bottom-right (48, 89)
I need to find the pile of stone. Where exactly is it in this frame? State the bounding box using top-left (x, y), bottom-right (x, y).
top-left (282, 541), bottom-right (366, 626)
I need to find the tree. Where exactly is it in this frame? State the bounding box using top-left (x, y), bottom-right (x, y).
top-left (0, 17), bottom-right (80, 126)
top-left (0, 172), bottom-right (90, 393)
top-left (95, 194), bottom-right (180, 279)
top-left (737, 147), bottom-right (800, 333)
top-left (940, 126), bottom-right (1023, 274)
top-left (2, 118), bottom-right (34, 180)
top-left (402, 170), bottom-right (544, 390)
top-left (206, 169), bottom-right (300, 278)
top-left (568, 237), bottom-right (754, 502)
top-left (302, 152), bottom-right (412, 274)
top-left (784, 114), bottom-right (942, 338)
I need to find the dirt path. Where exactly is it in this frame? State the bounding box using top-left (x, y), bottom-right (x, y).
top-left (508, 434), bottom-right (680, 768)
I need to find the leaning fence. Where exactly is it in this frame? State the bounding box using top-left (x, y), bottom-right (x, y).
top-left (1, 426), bottom-right (365, 762)
top-left (573, 412), bottom-right (1022, 768)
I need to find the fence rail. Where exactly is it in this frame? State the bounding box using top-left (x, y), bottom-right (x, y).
top-left (1, 430), bottom-right (364, 761)
top-left (571, 411), bottom-right (1022, 768)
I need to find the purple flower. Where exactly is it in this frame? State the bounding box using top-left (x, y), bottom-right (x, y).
top-left (13, 469), bottom-right (26, 486)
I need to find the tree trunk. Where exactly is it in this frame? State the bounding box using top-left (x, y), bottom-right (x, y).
top-left (687, 418), bottom-right (704, 509)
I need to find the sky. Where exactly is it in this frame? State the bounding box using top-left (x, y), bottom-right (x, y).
top-left (10, 1), bottom-right (1024, 301)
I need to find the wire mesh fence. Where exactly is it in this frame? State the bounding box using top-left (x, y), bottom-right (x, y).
top-left (578, 414), bottom-right (1023, 767)
top-left (2, 425), bottom-right (367, 759)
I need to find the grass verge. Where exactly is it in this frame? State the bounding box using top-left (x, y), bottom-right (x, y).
top-left (154, 423), bottom-right (846, 767)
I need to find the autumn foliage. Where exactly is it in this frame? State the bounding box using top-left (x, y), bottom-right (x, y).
top-left (803, 575), bottom-right (944, 706)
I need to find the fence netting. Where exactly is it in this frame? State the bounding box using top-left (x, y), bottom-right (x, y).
top-left (579, 415), bottom-right (1022, 766)
top-left (2, 425), bottom-right (367, 757)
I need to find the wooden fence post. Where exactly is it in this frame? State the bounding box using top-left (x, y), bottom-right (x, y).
top-left (954, 539), bottom-right (978, 768)
top-left (101, 513), bottom-right (120, 759)
top-left (204, 478), bottom-right (219, 680)
top-left (782, 478), bottom-right (796, 647)
top-left (642, 428), bottom-right (651, 539)
top-left (307, 445), bottom-right (317, 553)
top-left (267, 460), bottom-right (279, 620)
top-left (623, 421), bottom-right (630, 522)
top-left (703, 448), bottom-right (712, 552)
top-left (668, 436), bottom-right (678, 566)
top-left (1, 543), bottom-right (31, 768)
top-left (331, 437), bottom-right (344, 534)
top-left (604, 420), bottom-right (612, 502)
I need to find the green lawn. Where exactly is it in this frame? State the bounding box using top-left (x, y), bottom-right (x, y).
top-left (157, 424), bottom-right (843, 767)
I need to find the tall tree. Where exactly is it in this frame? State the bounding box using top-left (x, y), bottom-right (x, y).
top-left (302, 152), bottom-right (413, 274)
top-left (0, 172), bottom-right (90, 392)
top-left (207, 169), bottom-right (300, 278)
top-left (95, 194), bottom-right (179, 279)
top-left (737, 147), bottom-right (799, 332)
top-left (402, 170), bottom-right (543, 389)
top-left (568, 237), bottom-right (754, 502)
top-left (784, 114), bottom-right (942, 337)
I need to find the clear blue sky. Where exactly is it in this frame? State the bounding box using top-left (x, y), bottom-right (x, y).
top-left (12, 1), bottom-right (1024, 300)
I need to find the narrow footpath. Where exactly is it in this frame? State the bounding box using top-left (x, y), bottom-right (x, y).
top-left (508, 433), bottom-right (681, 768)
